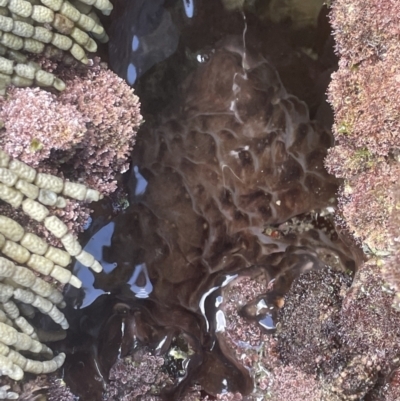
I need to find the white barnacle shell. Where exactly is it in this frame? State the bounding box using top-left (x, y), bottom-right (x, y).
top-left (94, 0), bottom-right (112, 15)
top-left (46, 287), bottom-right (64, 305)
top-left (0, 322), bottom-right (18, 347)
top-left (68, 274), bottom-right (82, 288)
top-left (24, 359), bottom-right (42, 374)
top-left (47, 305), bottom-right (68, 328)
top-left (7, 349), bottom-right (27, 370)
top-left (53, 77), bottom-right (65, 91)
top-left (90, 259), bottom-right (102, 273)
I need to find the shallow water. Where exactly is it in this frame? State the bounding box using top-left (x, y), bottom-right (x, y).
top-left (62, 1), bottom-right (352, 399)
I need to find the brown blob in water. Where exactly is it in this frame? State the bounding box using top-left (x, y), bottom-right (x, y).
top-left (64, 38), bottom-right (354, 400)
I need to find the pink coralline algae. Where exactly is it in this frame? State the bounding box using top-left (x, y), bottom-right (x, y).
top-left (58, 65), bottom-right (143, 193)
top-left (0, 64), bottom-right (142, 235)
top-left (0, 63), bottom-right (142, 195)
top-left (0, 87), bottom-right (87, 167)
top-left (326, 0), bottom-right (400, 260)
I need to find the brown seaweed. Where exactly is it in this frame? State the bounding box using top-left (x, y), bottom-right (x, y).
top-left (63, 37), bottom-right (354, 400)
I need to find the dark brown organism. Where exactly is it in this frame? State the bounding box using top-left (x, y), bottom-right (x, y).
top-left (62, 37), bottom-right (356, 400)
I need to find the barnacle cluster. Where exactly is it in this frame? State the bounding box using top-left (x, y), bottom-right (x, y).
top-left (0, 148), bottom-right (103, 381)
top-left (0, 0), bottom-right (113, 92)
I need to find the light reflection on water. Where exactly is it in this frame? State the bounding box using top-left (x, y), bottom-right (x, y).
top-left (133, 165), bottom-right (148, 196)
top-left (73, 222), bottom-right (115, 308)
top-left (74, 218), bottom-right (153, 308)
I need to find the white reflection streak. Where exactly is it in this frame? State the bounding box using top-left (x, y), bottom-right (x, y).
top-left (128, 263), bottom-right (153, 298)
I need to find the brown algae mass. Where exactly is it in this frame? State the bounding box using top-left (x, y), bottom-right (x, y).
top-left (61, 36), bottom-right (357, 401)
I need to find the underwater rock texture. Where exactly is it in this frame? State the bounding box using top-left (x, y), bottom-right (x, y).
top-left (64, 38), bottom-right (357, 400)
top-left (326, 0), bottom-right (400, 303)
top-left (326, 0), bottom-right (400, 252)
